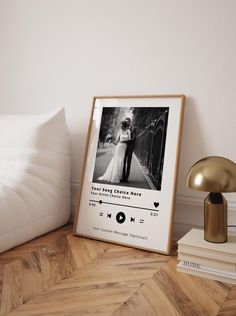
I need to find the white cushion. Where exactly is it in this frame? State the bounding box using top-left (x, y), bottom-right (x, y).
top-left (0, 108), bottom-right (71, 253)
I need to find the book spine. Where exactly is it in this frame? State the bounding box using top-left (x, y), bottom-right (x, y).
top-left (178, 252), bottom-right (236, 272)
top-left (178, 261), bottom-right (236, 278)
top-left (181, 260), bottom-right (200, 269)
top-left (178, 244), bottom-right (236, 263)
top-left (177, 263), bottom-right (236, 285)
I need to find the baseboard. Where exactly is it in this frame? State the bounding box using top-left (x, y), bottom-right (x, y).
top-left (177, 193), bottom-right (236, 210)
top-left (71, 181), bottom-right (80, 208)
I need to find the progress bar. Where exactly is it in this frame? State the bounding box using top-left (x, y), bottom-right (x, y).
top-left (89, 199), bottom-right (159, 212)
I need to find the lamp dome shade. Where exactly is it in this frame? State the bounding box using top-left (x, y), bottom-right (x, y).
top-left (186, 156), bottom-right (236, 192)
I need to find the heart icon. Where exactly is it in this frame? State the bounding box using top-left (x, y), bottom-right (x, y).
top-left (154, 202), bottom-right (159, 208)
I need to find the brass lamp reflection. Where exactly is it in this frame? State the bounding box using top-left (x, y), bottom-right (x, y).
top-left (186, 156), bottom-right (236, 243)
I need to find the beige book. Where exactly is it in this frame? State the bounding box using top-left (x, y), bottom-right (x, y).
top-left (178, 252), bottom-right (236, 272)
top-left (177, 261), bottom-right (236, 285)
top-left (177, 229), bottom-right (236, 263)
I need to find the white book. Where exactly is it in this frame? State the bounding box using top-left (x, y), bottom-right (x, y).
top-left (177, 229), bottom-right (236, 263)
top-left (177, 261), bottom-right (236, 285)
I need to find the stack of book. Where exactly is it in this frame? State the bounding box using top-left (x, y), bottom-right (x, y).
top-left (177, 229), bottom-right (236, 284)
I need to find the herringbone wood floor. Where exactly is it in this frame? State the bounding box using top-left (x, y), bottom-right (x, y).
top-left (0, 224), bottom-right (235, 315)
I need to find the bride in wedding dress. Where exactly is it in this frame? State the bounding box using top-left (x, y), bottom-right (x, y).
top-left (98, 121), bottom-right (131, 183)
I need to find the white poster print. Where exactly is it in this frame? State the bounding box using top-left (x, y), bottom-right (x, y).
top-left (74, 95), bottom-right (185, 254)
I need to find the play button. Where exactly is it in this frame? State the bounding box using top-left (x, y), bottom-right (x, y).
top-left (116, 212), bottom-right (126, 224)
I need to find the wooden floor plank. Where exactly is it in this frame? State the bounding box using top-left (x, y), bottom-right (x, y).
top-left (0, 225), bottom-right (72, 265)
top-left (0, 225), bottom-right (235, 316)
top-left (158, 258), bottom-right (228, 315)
top-left (22, 251), bottom-right (45, 302)
top-left (0, 265), bottom-right (3, 311)
top-left (0, 260), bottom-right (23, 316)
top-left (217, 287), bottom-right (236, 315)
top-left (6, 240), bottom-right (167, 315)
top-left (112, 291), bottom-right (157, 316)
top-left (141, 277), bottom-right (181, 316)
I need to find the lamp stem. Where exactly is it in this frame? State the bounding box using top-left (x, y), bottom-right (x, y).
top-left (204, 192), bottom-right (227, 243)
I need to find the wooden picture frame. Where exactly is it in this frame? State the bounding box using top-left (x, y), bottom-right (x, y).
top-left (73, 95), bottom-right (185, 254)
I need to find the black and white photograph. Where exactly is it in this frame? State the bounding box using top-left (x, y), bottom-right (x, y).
top-left (93, 106), bottom-right (169, 190)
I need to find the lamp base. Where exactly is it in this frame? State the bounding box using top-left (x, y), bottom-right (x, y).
top-left (204, 192), bottom-right (227, 243)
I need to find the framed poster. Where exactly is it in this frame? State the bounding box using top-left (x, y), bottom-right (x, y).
top-left (74, 95), bottom-right (185, 254)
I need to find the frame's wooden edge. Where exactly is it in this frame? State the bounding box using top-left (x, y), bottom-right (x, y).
top-left (166, 95), bottom-right (186, 254)
top-left (73, 94), bottom-right (186, 254)
top-left (93, 94), bottom-right (185, 100)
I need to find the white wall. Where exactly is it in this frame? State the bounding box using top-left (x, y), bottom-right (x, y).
top-left (0, 0), bottom-right (236, 238)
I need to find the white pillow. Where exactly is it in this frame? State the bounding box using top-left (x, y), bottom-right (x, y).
top-left (0, 108), bottom-right (71, 253)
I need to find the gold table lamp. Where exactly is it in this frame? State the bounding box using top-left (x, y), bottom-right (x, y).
top-left (186, 156), bottom-right (236, 243)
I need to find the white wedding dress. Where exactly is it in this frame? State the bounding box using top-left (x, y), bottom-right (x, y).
top-left (98, 129), bottom-right (130, 183)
